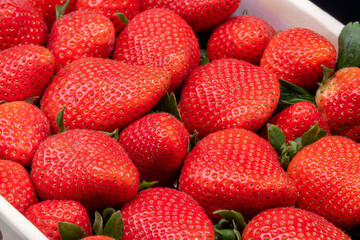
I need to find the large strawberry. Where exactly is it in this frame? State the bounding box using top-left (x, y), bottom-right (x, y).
top-left (207, 15), bottom-right (276, 65)
top-left (48, 11), bottom-right (115, 73)
top-left (179, 128), bottom-right (298, 220)
top-left (0, 44), bottom-right (55, 102)
top-left (0, 101), bottom-right (51, 167)
top-left (178, 58), bottom-right (280, 139)
top-left (242, 207), bottom-right (351, 239)
top-left (40, 57), bottom-right (170, 133)
top-left (0, 160), bottom-right (38, 213)
top-left (260, 27), bottom-right (337, 91)
top-left (139, 0), bottom-right (241, 33)
top-left (113, 8), bottom-right (200, 93)
top-left (121, 187), bottom-right (215, 239)
top-left (316, 67), bottom-right (360, 141)
top-left (31, 129), bottom-right (140, 212)
top-left (0, 0), bottom-right (48, 50)
top-left (287, 136), bottom-right (360, 230)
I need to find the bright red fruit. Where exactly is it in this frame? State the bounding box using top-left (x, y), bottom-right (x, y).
top-left (121, 188), bottom-right (215, 239)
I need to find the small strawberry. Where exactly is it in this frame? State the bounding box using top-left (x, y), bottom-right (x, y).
top-left (0, 0), bottom-right (48, 50)
top-left (139, 0), bottom-right (241, 33)
top-left (0, 44), bottom-right (55, 102)
top-left (40, 57), bottom-right (170, 133)
top-left (0, 101), bottom-right (51, 167)
top-left (287, 136), bottom-right (360, 230)
top-left (121, 187), bottom-right (215, 239)
top-left (113, 8), bottom-right (200, 93)
top-left (242, 207), bottom-right (351, 240)
top-left (31, 129), bottom-right (140, 212)
top-left (0, 160), bottom-right (38, 213)
top-left (179, 128), bottom-right (298, 220)
top-left (260, 27), bottom-right (337, 91)
top-left (119, 112), bottom-right (189, 187)
top-left (207, 15), bottom-right (276, 65)
top-left (48, 10), bottom-right (115, 72)
top-left (178, 58), bottom-right (280, 139)
top-left (24, 200), bottom-right (92, 240)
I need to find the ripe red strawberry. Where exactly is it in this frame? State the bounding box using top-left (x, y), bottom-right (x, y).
top-left (242, 207), bottom-right (351, 240)
top-left (119, 112), bottom-right (189, 187)
top-left (261, 101), bottom-right (330, 143)
top-left (207, 15), bottom-right (276, 65)
top-left (0, 0), bottom-right (48, 50)
top-left (0, 44), bottom-right (55, 102)
top-left (0, 160), bottom-right (38, 213)
top-left (113, 8), bottom-right (200, 93)
top-left (0, 101), bottom-right (51, 167)
top-left (75, 0), bottom-right (140, 34)
top-left (121, 187), bottom-right (215, 239)
top-left (316, 67), bottom-right (360, 141)
top-left (48, 11), bottom-right (115, 73)
top-left (179, 128), bottom-right (298, 220)
top-left (260, 27), bottom-right (337, 91)
top-left (24, 200), bottom-right (92, 240)
top-left (287, 136), bottom-right (360, 230)
top-left (31, 129), bottom-right (140, 212)
top-left (178, 58), bottom-right (280, 139)
top-left (40, 57), bottom-right (170, 133)
top-left (140, 0), bottom-right (241, 33)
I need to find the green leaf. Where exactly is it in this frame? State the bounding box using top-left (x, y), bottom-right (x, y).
top-left (55, 106), bottom-right (67, 133)
top-left (152, 92), bottom-right (182, 121)
top-left (300, 122), bottom-right (327, 148)
top-left (138, 180), bottom-right (158, 192)
top-left (115, 12), bottom-right (129, 26)
top-left (320, 65), bottom-right (335, 85)
top-left (214, 228), bottom-right (237, 240)
top-left (267, 124), bottom-right (287, 154)
top-left (24, 96), bottom-right (39, 105)
top-left (56, 0), bottom-right (70, 20)
top-left (58, 222), bottom-right (85, 240)
top-left (213, 210), bottom-right (246, 233)
top-left (336, 21), bottom-right (360, 70)
top-left (200, 49), bottom-right (209, 65)
top-left (188, 130), bottom-right (199, 153)
top-left (103, 211), bottom-right (124, 240)
top-left (100, 128), bottom-right (119, 141)
top-left (93, 211), bottom-right (104, 236)
top-left (278, 79), bottom-right (316, 108)
top-left (102, 208), bottom-right (116, 225)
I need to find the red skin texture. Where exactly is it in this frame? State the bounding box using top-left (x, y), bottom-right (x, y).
top-left (179, 128), bottom-right (298, 220)
top-left (0, 101), bottom-right (51, 167)
top-left (242, 207), bottom-right (351, 240)
top-left (140, 0), bottom-right (241, 33)
top-left (121, 188), bottom-right (215, 240)
top-left (260, 27), bottom-right (337, 91)
top-left (178, 58), bottom-right (280, 139)
top-left (0, 160), bottom-right (38, 213)
top-left (288, 136), bottom-right (360, 230)
top-left (207, 15), bottom-right (276, 65)
top-left (24, 200), bottom-right (92, 240)
top-left (113, 8), bottom-right (200, 93)
top-left (119, 112), bottom-right (189, 187)
top-left (316, 67), bottom-right (360, 141)
top-left (0, 44), bottom-right (55, 102)
top-left (0, 0), bottom-right (48, 50)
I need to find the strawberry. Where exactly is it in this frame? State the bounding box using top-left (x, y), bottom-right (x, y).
top-left (31, 129), bottom-right (140, 212)
top-left (75, 0), bottom-right (140, 34)
top-left (112, 8), bottom-right (200, 93)
top-left (260, 27), bottom-right (337, 91)
top-left (0, 160), bottom-right (38, 213)
top-left (119, 112), bottom-right (189, 187)
top-left (316, 67), bottom-right (360, 141)
top-left (0, 0), bottom-right (48, 50)
top-left (0, 101), bottom-right (51, 167)
top-left (207, 15), bottom-right (276, 65)
top-left (242, 207), bottom-right (351, 239)
top-left (82, 237), bottom-right (115, 240)
top-left (0, 44), bottom-right (55, 102)
top-left (40, 57), bottom-right (170, 133)
top-left (178, 58), bottom-right (280, 139)
top-left (287, 136), bottom-right (360, 230)
top-left (121, 187), bottom-right (215, 239)
top-left (139, 0), bottom-right (241, 33)
top-left (24, 200), bottom-right (92, 240)
top-left (48, 10), bottom-right (115, 73)
top-left (179, 128), bottom-right (298, 220)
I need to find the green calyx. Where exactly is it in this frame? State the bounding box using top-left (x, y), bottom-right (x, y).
top-left (100, 128), bottom-right (120, 141)
top-left (115, 13), bottom-right (129, 26)
top-left (213, 210), bottom-right (246, 240)
top-left (336, 21), bottom-right (360, 70)
top-left (56, 0), bottom-right (70, 20)
top-left (152, 92), bottom-right (182, 122)
top-left (138, 180), bottom-right (158, 192)
top-left (55, 106), bottom-right (67, 133)
top-left (200, 49), bottom-right (209, 65)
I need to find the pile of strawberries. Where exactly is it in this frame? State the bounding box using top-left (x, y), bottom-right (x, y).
top-left (1, 0), bottom-right (360, 239)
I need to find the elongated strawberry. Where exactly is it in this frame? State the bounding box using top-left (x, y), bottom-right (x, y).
top-left (113, 8), bottom-right (200, 93)
top-left (40, 57), bottom-right (170, 133)
top-left (178, 58), bottom-right (280, 139)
